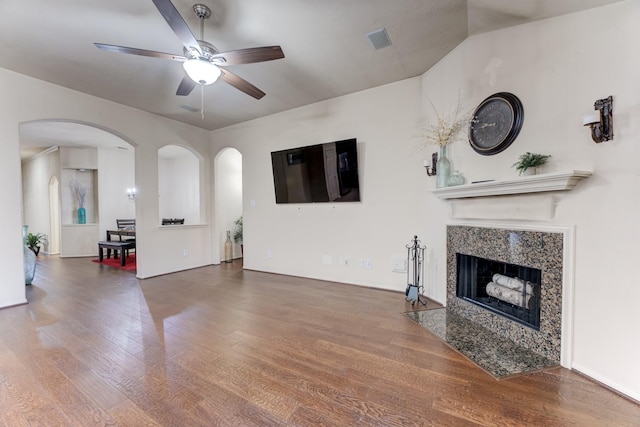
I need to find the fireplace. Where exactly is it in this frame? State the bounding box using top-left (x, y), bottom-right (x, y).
top-left (456, 253), bottom-right (541, 329)
top-left (447, 225), bottom-right (565, 362)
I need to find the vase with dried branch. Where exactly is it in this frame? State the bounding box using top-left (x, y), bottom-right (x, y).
top-left (418, 100), bottom-right (470, 187)
top-left (71, 180), bottom-right (87, 224)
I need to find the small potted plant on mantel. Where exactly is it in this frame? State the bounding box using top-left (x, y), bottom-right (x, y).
top-left (512, 152), bottom-right (551, 176)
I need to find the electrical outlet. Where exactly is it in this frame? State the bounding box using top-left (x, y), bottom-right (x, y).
top-left (267, 250), bottom-right (272, 258)
top-left (183, 249), bottom-right (188, 257)
top-left (391, 256), bottom-right (407, 272)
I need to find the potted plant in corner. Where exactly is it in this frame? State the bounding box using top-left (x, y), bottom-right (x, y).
top-left (233, 216), bottom-right (243, 257)
top-left (26, 232), bottom-right (48, 256)
top-left (512, 152), bottom-right (551, 176)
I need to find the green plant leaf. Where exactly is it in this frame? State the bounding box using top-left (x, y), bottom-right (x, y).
top-left (512, 152), bottom-right (551, 175)
top-left (233, 216), bottom-right (243, 243)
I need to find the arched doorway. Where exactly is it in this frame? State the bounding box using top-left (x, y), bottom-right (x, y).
top-left (20, 120), bottom-right (136, 258)
top-left (214, 148), bottom-right (243, 263)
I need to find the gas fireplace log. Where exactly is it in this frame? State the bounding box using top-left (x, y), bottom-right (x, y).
top-left (486, 282), bottom-right (534, 309)
top-left (492, 273), bottom-right (535, 294)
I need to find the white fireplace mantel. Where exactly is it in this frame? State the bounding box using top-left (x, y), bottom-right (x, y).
top-left (431, 170), bottom-right (592, 200)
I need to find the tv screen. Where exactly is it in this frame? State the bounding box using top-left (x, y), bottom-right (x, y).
top-left (271, 138), bottom-right (360, 203)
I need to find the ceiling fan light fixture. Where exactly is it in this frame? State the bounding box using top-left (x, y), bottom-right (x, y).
top-left (183, 58), bottom-right (221, 85)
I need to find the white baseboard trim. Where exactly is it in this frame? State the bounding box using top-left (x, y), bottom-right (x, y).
top-left (0, 298), bottom-right (28, 309)
top-left (572, 363), bottom-right (640, 404)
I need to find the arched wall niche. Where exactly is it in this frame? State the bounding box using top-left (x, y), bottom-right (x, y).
top-left (158, 144), bottom-right (204, 225)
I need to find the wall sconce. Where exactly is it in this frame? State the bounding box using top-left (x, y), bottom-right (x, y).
top-left (583, 96), bottom-right (613, 143)
top-left (424, 152), bottom-right (438, 176)
top-left (126, 188), bottom-right (136, 202)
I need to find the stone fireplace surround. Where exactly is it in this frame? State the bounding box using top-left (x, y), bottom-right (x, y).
top-left (447, 224), bottom-right (569, 362)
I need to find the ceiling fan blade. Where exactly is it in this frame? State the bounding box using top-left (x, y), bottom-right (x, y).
top-left (152, 0), bottom-right (202, 55)
top-left (94, 43), bottom-right (186, 61)
top-left (220, 69), bottom-right (266, 99)
top-left (176, 76), bottom-right (197, 96)
top-left (212, 46), bottom-right (285, 66)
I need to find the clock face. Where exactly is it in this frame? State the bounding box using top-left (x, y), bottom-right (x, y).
top-left (469, 92), bottom-right (523, 155)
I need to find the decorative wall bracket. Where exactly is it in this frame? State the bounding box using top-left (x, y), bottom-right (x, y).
top-left (583, 96), bottom-right (613, 143)
top-left (424, 152), bottom-right (438, 176)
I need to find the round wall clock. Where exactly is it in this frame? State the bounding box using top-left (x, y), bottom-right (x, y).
top-left (468, 92), bottom-right (524, 155)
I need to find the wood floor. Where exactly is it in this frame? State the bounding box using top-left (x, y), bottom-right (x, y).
top-left (1, 256), bottom-right (638, 426)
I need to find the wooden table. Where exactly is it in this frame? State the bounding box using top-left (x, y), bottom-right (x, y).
top-left (106, 229), bottom-right (135, 241)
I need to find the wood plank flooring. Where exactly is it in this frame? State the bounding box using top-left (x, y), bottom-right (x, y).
top-left (1, 255), bottom-right (638, 426)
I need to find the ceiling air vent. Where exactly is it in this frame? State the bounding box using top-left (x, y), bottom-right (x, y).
top-left (365, 28), bottom-right (392, 50)
top-left (180, 104), bottom-right (200, 113)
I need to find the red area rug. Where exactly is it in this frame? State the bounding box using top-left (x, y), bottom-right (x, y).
top-left (92, 254), bottom-right (136, 272)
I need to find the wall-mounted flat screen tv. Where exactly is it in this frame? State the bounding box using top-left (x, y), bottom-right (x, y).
top-left (271, 138), bottom-right (360, 203)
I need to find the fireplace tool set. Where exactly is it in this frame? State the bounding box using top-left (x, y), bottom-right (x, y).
top-left (405, 235), bottom-right (427, 306)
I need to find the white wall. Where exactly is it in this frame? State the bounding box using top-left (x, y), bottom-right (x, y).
top-left (212, 77), bottom-right (426, 290)
top-left (211, 1), bottom-right (639, 401)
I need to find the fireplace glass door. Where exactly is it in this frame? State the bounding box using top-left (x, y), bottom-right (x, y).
top-left (456, 253), bottom-right (541, 329)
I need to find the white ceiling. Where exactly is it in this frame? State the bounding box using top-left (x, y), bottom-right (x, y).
top-left (5, 0), bottom-right (622, 156)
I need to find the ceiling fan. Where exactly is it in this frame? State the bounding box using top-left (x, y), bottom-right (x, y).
top-left (95, 0), bottom-right (284, 100)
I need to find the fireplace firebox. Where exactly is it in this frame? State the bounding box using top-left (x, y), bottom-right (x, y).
top-left (456, 253), bottom-right (541, 330)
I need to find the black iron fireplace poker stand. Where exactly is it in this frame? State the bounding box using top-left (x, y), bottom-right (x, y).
top-left (405, 235), bottom-right (427, 306)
